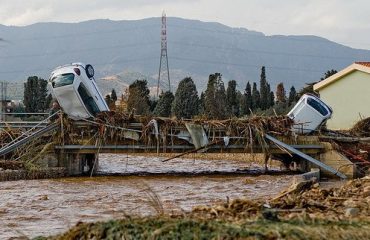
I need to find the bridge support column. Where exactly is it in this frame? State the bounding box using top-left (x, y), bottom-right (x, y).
top-left (57, 152), bottom-right (98, 176)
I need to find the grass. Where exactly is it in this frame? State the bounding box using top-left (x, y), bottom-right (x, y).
top-left (35, 218), bottom-right (370, 240)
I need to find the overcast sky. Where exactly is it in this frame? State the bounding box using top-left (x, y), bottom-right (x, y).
top-left (0, 0), bottom-right (369, 49)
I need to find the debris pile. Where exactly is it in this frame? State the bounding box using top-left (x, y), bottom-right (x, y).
top-left (191, 176), bottom-right (370, 221)
top-left (350, 117), bottom-right (370, 137)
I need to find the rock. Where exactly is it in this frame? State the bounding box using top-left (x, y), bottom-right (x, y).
top-left (345, 208), bottom-right (360, 217)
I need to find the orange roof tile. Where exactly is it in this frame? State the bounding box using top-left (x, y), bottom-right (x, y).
top-left (355, 62), bottom-right (370, 67)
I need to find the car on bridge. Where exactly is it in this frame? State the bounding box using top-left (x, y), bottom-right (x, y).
top-left (49, 63), bottom-right (109, 119)
top-left (288, 94), bottom-right (332, 134)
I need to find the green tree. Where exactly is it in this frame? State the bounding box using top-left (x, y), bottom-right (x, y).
top-left (269, 91), bottom-right (275, 107)
top-left (226, 80), bottom-right (239, 117)
top-left (204, 73), bottom-right (228, 119)
top-left (172, 77), bottom-right (199, 119)
top-left (111, 89), bottom-right (118, 102)
top-left (198, 92), bottom-right (206, 115)
top-left (127, 79), bottom-right (150, 115)
top-left (241, 81), bottom-right (253, 115)
top-left (259, 66), bottom-right (269, 110)
top-left (45, 94), bottom-right (53, 109)
top-left (23, 76), bottom-right (49, 112)
top-left (298, 70), bottom-right (337, 97)
top-left (105, 94), bottom-right (113, 107)
top-left (288, 86), bottom-right (298, 106)
top-left (153, 91), bottom-right (174, 117)
top-left (251, 82), bottom-right (260, 111)
top-left (320, 69), bottom-right (338, 80)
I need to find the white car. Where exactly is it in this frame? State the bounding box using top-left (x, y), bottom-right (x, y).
top-left (287, 94), bottom-right (332, 134)
top-left (49, 63), bottom-right (109, 119)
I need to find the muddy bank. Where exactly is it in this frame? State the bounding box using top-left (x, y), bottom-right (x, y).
top-left (0, 167), bottom-right (67, 181)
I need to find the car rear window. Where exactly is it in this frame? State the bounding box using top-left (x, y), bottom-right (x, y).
top-left (307, 97), bottom-right (329, 116)
top-left (51, 73), bottom-right (74, 88)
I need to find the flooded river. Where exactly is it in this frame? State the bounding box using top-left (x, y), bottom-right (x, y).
top-left (0, 154), bottom-right (295, 239)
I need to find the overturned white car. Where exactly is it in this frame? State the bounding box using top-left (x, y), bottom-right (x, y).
top-left (49, 63), bottom-right (109, 119)
top-left (287, 94), bottom-right (332, 134)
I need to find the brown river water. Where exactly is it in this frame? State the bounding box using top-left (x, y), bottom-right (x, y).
top-left (0, 154), bottom-right (297, 239)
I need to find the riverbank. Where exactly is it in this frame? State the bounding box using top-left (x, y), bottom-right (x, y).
top-left (37, 176), bottom-right (370, 239)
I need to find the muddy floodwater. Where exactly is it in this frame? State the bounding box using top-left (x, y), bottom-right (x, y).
top-left (0, 154), bottom-right (296, 239)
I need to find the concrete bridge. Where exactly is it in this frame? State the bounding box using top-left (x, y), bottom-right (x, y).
top-left (0, 116), bottom-right (355, 179)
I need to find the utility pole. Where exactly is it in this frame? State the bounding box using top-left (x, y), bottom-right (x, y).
top-left (157, 11), bottom-right (171, 97)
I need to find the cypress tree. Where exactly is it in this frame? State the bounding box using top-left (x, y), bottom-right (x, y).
top-left (153, 91), bottom-right (174, 117)
top-left (270, 91), bottom-right (275, 107)
top-left (226, 80), bottom-right (239, 117)
top-left (127, 79), bottom-right (150, 115)
top-left (105, 94), bottom-right (113, 106)
top-left (259, 66), bottom-right (269, 110)
top-left (251, 82), bottom-right (260, 111)
top-left (243, 81), bottom-right (253, 115)
top-left (172, 77), bottom-right (199, 119)
top-left (204, 73), bottom-right (228, 119)
top-left (111, 89), bottom-right (118, 102)
top-left (288, 86), bottom-right (298, 106)
top-left (199, 92), bottom-right (206, 115)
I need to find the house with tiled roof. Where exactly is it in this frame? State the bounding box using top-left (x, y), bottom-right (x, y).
top-left (313, 62), bottom-right (370, 130)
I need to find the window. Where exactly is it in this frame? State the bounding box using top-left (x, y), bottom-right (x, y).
top-left (77, 83), bottom-right (100, 116)
top-left (51, 73), bottom-right (74, 88)
top-left (307, 97), bottom-right (329, 116)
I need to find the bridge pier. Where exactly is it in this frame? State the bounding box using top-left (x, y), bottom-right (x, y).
top-left (57, 152), bottom-right (98, 176)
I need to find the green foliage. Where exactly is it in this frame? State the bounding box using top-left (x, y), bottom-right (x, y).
top-left (111, 88), bottom-right (118, 102)
top-left (127, 79), bottom-right (150, 115)
top-left (240, 81), bottom-right (252, 116)
top-left (298, 83), bottom-right (318, 97)
top-left (153, 91), bottom-right (174, 117)
top-left (288, 86), bottom-right (298, 106)
top-left (320, 69), bottom-right (338, 80)
top-left (23, 76), bottom-right (49, 113)
top-left (45, 217), bottom-right (370, 240)
top-left (259, 66), bottom-right (269, 110)
top-left (204, 73), bottom-right (228, 119)
top-left (45, 94), bottom-right (53, 109)
top-left (251, 82), bottom-right (260, 111)
top-left (105, 94), bottom-right (113, 106)
top-left (298, 69), bottom-right (337, 97)
top-left (226, 80), bottom-right (240, 117)
top-left (198, 92), bottom-right (205, 115)
top-left (172, 77), bottom-right (199, 119)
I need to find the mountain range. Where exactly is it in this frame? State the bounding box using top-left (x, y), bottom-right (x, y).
top-left (1, 17), bottom-right (370, 97)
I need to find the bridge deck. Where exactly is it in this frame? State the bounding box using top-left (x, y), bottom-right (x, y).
top-left (55, 144), bottom-right (324, 154)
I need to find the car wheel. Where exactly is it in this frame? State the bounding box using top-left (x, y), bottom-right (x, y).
top-left (85, 64), bottom-right (94, 78)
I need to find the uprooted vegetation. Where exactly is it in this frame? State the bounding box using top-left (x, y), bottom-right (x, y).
top-left (37, 176), bottom-right (370, 240)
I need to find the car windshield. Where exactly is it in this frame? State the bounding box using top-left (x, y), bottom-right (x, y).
top-left (51, 73), bottom-right (74, 88)
top-left (307, 97), bottom-right (329, 116)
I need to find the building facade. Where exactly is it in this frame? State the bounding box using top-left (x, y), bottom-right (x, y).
top-left (313, 62), bottom-right (370, 130)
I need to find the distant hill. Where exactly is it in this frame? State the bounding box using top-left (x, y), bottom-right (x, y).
top-left (1, 17), bottom-right (370, 97)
